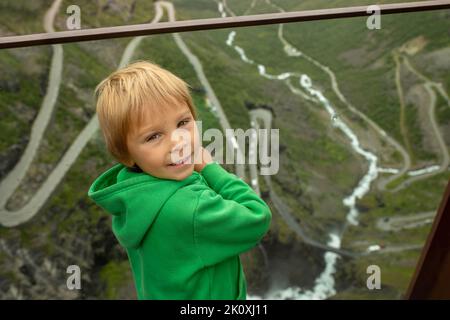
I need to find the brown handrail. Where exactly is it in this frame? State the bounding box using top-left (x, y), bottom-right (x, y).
top-left (0, 0), bottom-right (450, 49)
top-left (406, 177), bottom-right (450, 299)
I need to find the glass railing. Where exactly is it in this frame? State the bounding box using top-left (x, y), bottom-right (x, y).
top-left (0, 0), bottom-right (449, 300)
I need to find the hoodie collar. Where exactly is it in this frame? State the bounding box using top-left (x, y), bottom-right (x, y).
top-left (88, 163), bottom-right (201, 249)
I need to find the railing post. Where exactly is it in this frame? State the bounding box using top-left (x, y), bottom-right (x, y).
top-left (405, 177), bottom-right (450, 299)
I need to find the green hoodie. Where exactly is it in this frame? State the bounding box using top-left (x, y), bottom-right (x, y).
top-left (87, 161), bottom-right (272, 300)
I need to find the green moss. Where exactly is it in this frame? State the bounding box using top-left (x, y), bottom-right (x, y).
top-left (63, 43), bottom-right (111, 89)
top-left (0, 1), bottom-right (46, 34)
top-left (404, 103), bottom-right (438, 163)
top-left (99, 260), bottom-right (133, 299)
top-left (385, 174), bottom-right (409, 190)
top-left (435, 93), bottom-right (450, 126)
top-left (0, 47), bottom-right (50, 153)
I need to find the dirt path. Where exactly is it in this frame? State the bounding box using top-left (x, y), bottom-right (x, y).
top-left (376, 211), bottom-right (436, 231)
top-left (0, 1), bottom-right (165, 227)
top-left (0, 0), bottom-right (64, 227)
top-left (394, 51), bottom-right (414, 159)
top-left (386, 53), bottom-right (450, 192)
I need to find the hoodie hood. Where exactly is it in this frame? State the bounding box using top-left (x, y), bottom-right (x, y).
top-left (88, 163), bottom-right (200, 249)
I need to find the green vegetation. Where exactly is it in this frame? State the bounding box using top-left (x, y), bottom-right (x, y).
top-left (436, 92), bottom-right (450, 128)
top-left (340, 170), bottom-right (448, 297)
top-left (361, 171), bottom-right (448, 218)
top-left (0, 47), bottom-right (51, 153)
top-left (404, 102), bottom-right (438, 163)
top-left (0, 1), bottom-right (47, 35)
top-left (99, 260), bottom-right (134, 300)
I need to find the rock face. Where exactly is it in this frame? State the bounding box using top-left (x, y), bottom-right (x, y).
top-left (244, 235), bottom-right (327, 299)
top-left (0, 212), bottom-right (279, 299)
top-left (0, 212), bottom-right (128, 299)
top-left (0, 139), bottom-right (27, 182)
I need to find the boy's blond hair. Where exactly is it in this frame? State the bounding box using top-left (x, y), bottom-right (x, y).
top-left (94, 60), bottom-right (198, 167)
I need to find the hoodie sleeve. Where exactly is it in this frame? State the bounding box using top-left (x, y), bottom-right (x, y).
top-left (193, 162), bottom-right (272, 267)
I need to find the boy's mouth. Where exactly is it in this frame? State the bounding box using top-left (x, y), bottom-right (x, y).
top-left (168, 154), bottom-right (192, 168)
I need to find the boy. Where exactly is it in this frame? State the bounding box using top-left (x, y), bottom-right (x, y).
top-left (88, 60), bottom-right (272, 299)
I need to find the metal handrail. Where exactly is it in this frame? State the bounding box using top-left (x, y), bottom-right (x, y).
top-left (0, 0), bottom-right (449, 49)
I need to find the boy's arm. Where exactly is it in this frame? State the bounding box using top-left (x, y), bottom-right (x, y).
top-left (193, 162), bottom-right (272, 267)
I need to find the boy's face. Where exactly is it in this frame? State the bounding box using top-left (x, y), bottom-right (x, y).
top-left (126, 101), bottom-right (200, 181)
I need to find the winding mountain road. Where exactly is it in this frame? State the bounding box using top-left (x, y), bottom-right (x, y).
top-left (0, 1), bottom-right (165, 227)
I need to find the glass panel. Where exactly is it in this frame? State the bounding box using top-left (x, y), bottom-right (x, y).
top-left (0, 0), bottom-right (449, 300)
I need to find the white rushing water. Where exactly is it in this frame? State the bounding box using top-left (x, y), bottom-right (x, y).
top-left (216, 1), bottom-right (393, 300)
top-left (248, 233), bottom-right (341, 300)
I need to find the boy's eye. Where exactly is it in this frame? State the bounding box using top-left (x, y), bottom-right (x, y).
top-left (178, 119), bottom-right (190, 127)
top-left (145, 119), bottom-right (190, 142)
top-left (146, 133), bottom-right (160, 142)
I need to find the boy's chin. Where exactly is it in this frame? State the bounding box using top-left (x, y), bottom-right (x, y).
top-left (165, 164), bottom-right (194, 180)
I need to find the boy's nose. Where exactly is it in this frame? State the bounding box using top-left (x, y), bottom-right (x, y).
top-left (172, 142), bottom-right (185, 153)
top-left (170, 140), bottom-right (190, 157)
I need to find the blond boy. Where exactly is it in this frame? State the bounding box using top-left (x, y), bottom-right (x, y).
top-left (88, 60), bottom-right (272, 299)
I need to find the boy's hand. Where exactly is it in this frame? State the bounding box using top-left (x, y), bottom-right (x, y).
top-left (194, 147), bottom-right (213, 172)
